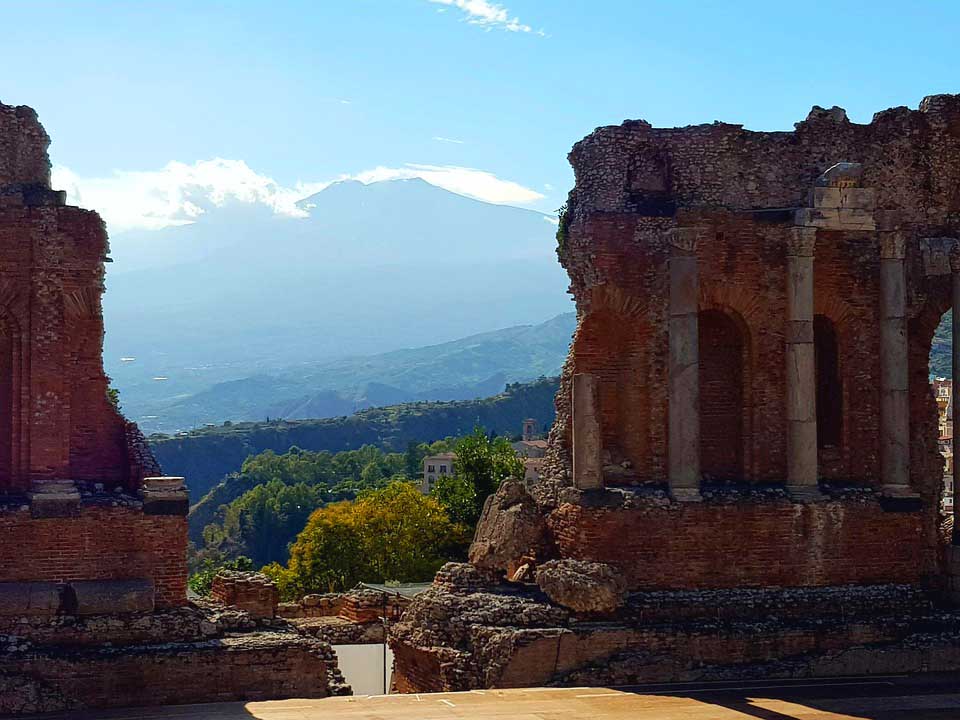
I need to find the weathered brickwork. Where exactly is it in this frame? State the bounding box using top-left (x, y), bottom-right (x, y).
top-left (392, 95), bottom-right (960, 692)
top-left (210, 570), bottom-right (279, 618)
top-left (546, 495), bottom-right (926, 590)
top-left (0, 102), bottom-right (352, 714)
top-left (0, 503), bottom-right (187, 608)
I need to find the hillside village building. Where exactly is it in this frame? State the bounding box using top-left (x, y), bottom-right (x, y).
top-left (421, 451), bottom-right (455, 492)
top-left (0, 102), bottom-right (347, 714)
top-left (391, 94), bottom-right (960, 691)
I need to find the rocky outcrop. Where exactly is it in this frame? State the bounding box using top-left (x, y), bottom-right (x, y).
top-left (468, 481), bottom-right (550, 573)
top-left (535, 560), bottom-right (626, 614)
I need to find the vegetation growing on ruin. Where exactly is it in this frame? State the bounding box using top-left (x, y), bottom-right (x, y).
top-left (555, 202), bottom-right (570, 257)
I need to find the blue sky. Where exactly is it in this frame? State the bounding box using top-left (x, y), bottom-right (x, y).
top-left (2, 0), bottom-right (958, 230)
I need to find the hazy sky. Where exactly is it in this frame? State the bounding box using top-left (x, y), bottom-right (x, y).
top-left (2, 0), bottom-right (958, 230)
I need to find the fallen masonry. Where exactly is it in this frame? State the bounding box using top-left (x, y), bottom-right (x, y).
top-left (0, 102), bottom-right (349, 714)
top-left (390, 94), bottom-right (960, 690)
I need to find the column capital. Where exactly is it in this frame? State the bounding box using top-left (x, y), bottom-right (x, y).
top-left (879, 230), bottom-right (907, 260)
top-left (669, 226), bottom-right (707, 255)
top-left (949, 239), bottom-right (960, 273)
top-left (787, 226), bottom-right (817, 257)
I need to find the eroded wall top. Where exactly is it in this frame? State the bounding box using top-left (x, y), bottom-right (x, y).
top-left (565, 93), bottom-right (960, 230)
top-left (0, 103), bottom-right (51, 190)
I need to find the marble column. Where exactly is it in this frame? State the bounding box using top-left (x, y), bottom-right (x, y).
top-left (572, 372), bottom-right (602, 490)
top-left (669, 227), bottom-right (703, 502)
top-left (879, 230), bottom-right (912, 497)
top-left (951, 242), bottom-right (960, 543)
top-left (785, 226), bottom-right (821, 500)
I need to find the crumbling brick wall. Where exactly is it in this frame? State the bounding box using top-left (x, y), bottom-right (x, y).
top-left (549, 96), bottom-right (960, 491)
top-left (210, 571), bottom-right (279, 618)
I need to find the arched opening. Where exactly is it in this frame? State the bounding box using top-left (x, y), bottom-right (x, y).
top-left (699, 309), bottom-right (745, 481)
top-left (815, 315), bottom-right (842, 450)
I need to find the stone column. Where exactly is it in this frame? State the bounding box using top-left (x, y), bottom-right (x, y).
top-left (951, 243), bottom-right (960, 544)
top-left (669, 227), bottom-right (703, 502)
top-left (572, 373), bottom-right (602, 490)
top-left (785, 227), bottom-right (821, 501)
top-left (879, 230), bottom-right (912, 497)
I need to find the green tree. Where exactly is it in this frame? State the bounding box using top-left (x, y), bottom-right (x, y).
top-left (453, 427), bottom-right (524, 517)
top-left (431, 474), bottom-right (479, 525)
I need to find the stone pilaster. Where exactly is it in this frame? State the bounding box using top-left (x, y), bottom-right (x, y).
top-left (572, 373), bottom-right (602, 490)
top-left (668, 227), bottom-right (704, 502)
top-left (951, 241), bottom-right (960, 546)
top-left (879, 231), bottom-right (913, 497)
top-left (785, 227), bottom-right (822, 501)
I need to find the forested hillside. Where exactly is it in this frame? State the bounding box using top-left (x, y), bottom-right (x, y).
top-left (151, 376), bottom-right (559, 503)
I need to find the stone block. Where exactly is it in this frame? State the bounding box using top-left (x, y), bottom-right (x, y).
top-left (840, 187), bottom-right (876, 210)
top-left (812, 186), bottom-right (842, 209)
top-left (69, 578), bottom-right (155, 615)
top-left (142, 476), bottom-right (189, 516)
top-left (837, 207), bottom-right (876, 229)
top-left (29, 480), bottom-right (81, 518)
top-left (0, 582), bottom-right (62, 616)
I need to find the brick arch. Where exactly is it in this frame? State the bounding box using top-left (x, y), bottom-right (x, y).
top-left (573, 286), bottom-right (654, 482)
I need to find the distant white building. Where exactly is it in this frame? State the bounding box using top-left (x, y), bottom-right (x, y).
top-left (422, 452), bottom-right (455, 493)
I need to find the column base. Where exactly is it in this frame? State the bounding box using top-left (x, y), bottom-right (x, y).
top-left (671, 487), bottom-right (703, 503)
top-left (787, 485), bottom-right (826, 504)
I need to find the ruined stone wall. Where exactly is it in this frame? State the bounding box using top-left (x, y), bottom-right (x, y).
top-left (552, 99), bottom-right (960, 489)
top-left (0, 104), bottom-right (50, 191)
top-left (210, 571), bottom-right (279, 618)
top-left (0, 503), bottom-right (187, 608)
top-left (0, 634), bottom-right (346, 715)
top-left (547, 495), bottom-right (926, 591)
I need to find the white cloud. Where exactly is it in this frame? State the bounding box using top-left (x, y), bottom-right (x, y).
top-left (52, 160), bottom-right (329, 232)
top-left (428, 0), bottom-right (541, 34)
top-left (433, 136), bottom-right (465, 144)
top-left (53, 160), bottom-right (545, 232)
top-left (351, 164), bottom-right (544, 205)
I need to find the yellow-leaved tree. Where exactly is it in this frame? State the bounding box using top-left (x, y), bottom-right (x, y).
top-left (264, 480), bottom-right (469, 598)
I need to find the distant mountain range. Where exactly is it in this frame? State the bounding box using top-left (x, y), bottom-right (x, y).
top-left (147, 376), bottom-right (562, 526)
top-left (123, 311), bottom-right (574, 433)
top-left (101, 178), bottom-right (572, 432)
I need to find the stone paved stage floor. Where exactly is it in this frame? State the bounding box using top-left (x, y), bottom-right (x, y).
top-left (31, 674), bottom-right (960, 720)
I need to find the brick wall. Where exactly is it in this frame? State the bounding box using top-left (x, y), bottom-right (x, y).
top-left (210, 571), bottom-right (279, 618)
top-left (0, 505), bottom-right (187, 608)
top-left (547, 498), bottom-right (929, 591)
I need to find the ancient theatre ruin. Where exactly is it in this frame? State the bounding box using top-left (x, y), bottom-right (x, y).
top-left (0, 102), bottom-right (346, 714)
top-left (391, 94), bottom-right (960, 689)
